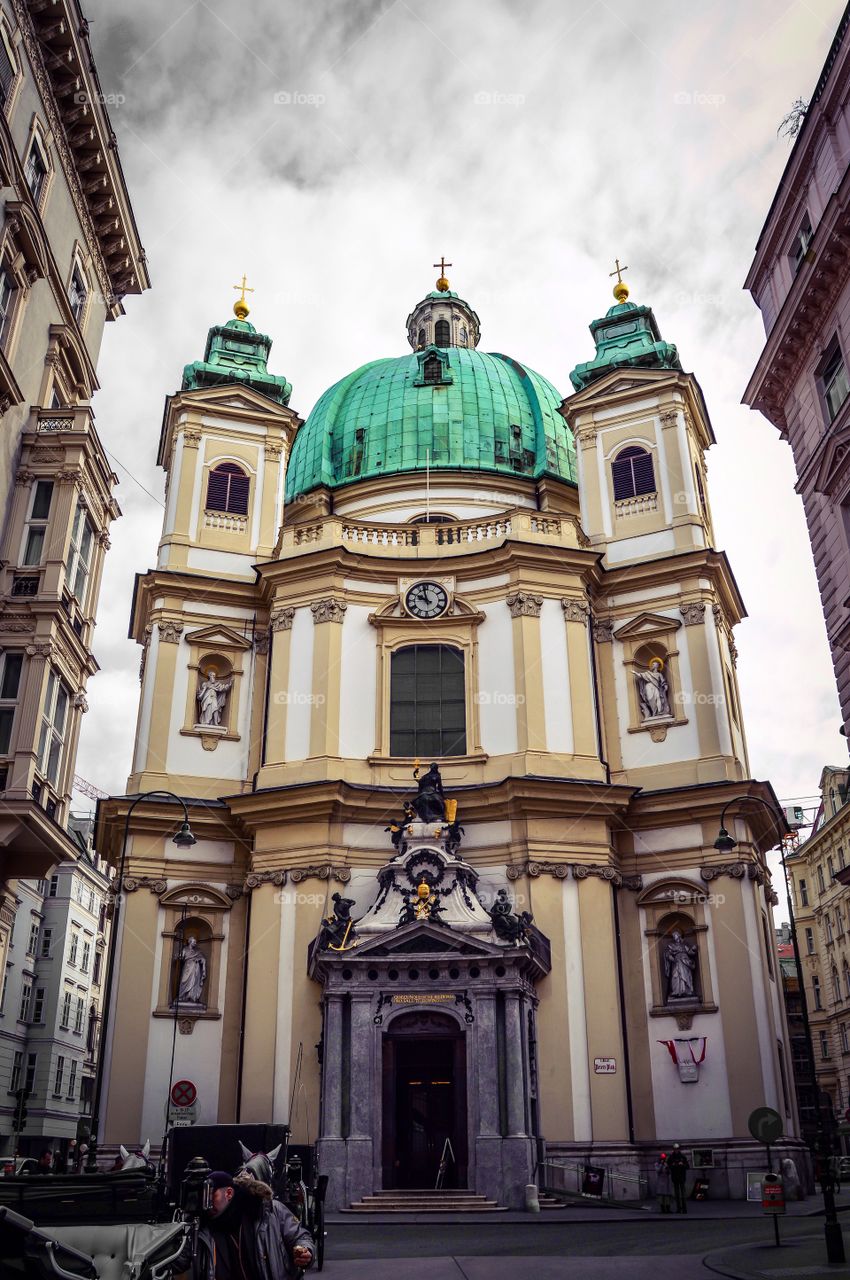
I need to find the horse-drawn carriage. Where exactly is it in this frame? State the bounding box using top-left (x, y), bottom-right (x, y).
top-left (0, 1127), bottom-right (327, 1277)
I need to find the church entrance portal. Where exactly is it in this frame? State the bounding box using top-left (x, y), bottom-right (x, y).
top-left (382, 1011), bottom-right (468, 1189)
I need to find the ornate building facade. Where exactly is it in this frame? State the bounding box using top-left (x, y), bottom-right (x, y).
top-left (743, 3), bottom-right (850, 736)
top-left (97, 271), bottom-right (795, 1205)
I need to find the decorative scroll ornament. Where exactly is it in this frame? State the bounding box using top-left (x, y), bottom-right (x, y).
top-left (270, 607), bottom-right (295, 632)
top-left (182, 430), bottom-right (201, 449)
top-left (311, 598), bottom-right (347, 625)
top-left (157, 620), bottom-right (183, 644)
top-left (659, 409), bottom-right (679, 428)
top-left (506, 592), bottom-right (543, 618)
top-left (122, 877), bottom-right (168, 895)
top-left (680, 602), bottom-right (706, 627)
top-left (507, 861), bottom-right (642, 891)
top-left (178, 1018), bottom-right (195, 1036)
top-left (1, 616), bottom-right (37, 634)
top-left (700, 862), bottom-right (745, 882)
top-left (561, 598), bottom-right (590, 623)
top-left (265, 442), bottom-right (284, 460)
top-left (243, 864), bottom-right (351, 891)
top-left (592, 617), bottom-right (614, 643)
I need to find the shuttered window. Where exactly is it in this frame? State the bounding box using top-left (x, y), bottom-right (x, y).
top-left (612, 446), bottom-right (655, 501)
top-left (434, 319), bottom-right (450, 347)
top-left (205, 463), bottom-right (249, 515)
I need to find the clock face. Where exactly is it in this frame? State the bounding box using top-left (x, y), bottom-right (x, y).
top-left (405, 581), bottom-right (449, 619)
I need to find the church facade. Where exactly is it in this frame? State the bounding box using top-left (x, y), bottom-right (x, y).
top-left (95, 270), bottom-right (797, 1206)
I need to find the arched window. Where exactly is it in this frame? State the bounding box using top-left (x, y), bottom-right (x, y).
top-left (206, 462), bottom-right (249, 515)
top-left (434, 318), bottom-right (450, 347)
top-left (612, 446), bottom-right (655, 501)
top-left (409, 513), bottom-right (454, 525)
top-left (417, 327), bottom-right (426, 349)
top-left (390, 644), bottom-right (466, 757)
top-left (460, 326), bottom-right (468, 346)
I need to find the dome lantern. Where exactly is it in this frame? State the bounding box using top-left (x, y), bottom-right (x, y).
top-left (405, 263), bottom-right (482, 351)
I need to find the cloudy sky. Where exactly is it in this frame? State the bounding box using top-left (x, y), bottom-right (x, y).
top-left (75, 0), bottom-right (845, 839)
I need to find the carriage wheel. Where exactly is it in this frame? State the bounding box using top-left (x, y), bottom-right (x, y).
top-left (314, 1196), bottom-right (326, 1271)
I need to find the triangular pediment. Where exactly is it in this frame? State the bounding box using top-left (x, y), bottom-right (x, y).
top-left (812, 424), bottom-right (850, 498)
top-left (565, 366), bottom-right (678, 409)
top-left (176, 381), bottom-right (297, 420)
top-left (184, 624), bottom-right (254, 652)
top-left (349, 920), bottom-right (503, 960)
top-left (613, 611), bottom-right (681, 641)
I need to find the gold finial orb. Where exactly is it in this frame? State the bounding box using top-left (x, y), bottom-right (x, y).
top-left (436, 276), bottom-right (450, 293)
top-left (612, 280), bottom-right (630, 303)
top-left (232, 273), bottom-right (254, 321)
top-left (433, 256), bottom-right (452, 293)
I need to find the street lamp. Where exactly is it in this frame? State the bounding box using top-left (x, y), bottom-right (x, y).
top-left (85, 790), bottom-right (195, 1172)
top-left (713, 794), bottom-right (845, 1265)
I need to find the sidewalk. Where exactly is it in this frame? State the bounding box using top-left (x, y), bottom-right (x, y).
top-left (705, 1225), bottom-right (850, 1279)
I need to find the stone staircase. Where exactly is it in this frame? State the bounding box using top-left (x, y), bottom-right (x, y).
top-left (346, 1189), bottom-right (505, 1212)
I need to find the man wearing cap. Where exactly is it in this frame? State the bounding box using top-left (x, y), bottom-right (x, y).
top-left (667, 1144), bottom-right (690, 1214)
top-left (181, 1169), bottom-right (314, 1279)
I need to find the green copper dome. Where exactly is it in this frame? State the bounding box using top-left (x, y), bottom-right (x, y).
top-left (285, 346), bottom-right (577, 502)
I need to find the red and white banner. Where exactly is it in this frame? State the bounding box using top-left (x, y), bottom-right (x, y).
top-left (658, 1037), bottom-right (707, 1081)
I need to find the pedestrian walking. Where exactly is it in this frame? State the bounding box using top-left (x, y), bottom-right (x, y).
top-left (655, 1152), bottom-right (672, 1213)
top-left (667, 1143), bottom-right (690, 1213)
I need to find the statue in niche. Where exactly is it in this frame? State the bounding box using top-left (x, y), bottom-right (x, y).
top-left (664, 929), bottom-right (698, 1000)
top-left (412, 762), bottom-right (446, 822)
top-left (488, 888), bottom-right (533, 944)
top-left (636, 657), bottom-right (671, 721)
top-left (197, 666), bottom-right (233, 727)
top-left (174, 935), bottom-right (207, 1006)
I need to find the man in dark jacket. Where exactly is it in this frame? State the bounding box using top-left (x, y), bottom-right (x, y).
top-left (667, 1144), bottom-right (690, 1213)
top-left (178, 1170), bottom-right (314, 1279)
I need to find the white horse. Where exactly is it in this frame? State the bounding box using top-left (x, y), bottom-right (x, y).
top-left (117, 1138), bottom-right (153, 1171)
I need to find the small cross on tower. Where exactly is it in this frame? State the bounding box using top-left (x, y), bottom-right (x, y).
top-left (433, 256), bottom-right (452, 292)
top-left (608, 257), bottom-right (630, 302)
top-left (232, 273), bottom-right (254, 319)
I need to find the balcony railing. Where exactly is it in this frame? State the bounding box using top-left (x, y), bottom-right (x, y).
top-left (281, 510), bottom-right (587, 558)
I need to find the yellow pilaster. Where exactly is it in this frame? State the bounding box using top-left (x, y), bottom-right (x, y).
top-left (578, 875), bottom-right (628, 1139)
top-left (104, 886), bottom-right (158, 1143)
top-left (240, 883), bottom-right (282, 1121)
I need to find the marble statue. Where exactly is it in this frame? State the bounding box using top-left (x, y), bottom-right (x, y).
top-left (664, 929), bottom-right (697, 1000)
top-left (636, 658), bottom-right (671, 720)
top-left (197, 667), bottom-right (233, 727)
top-left (412, 762), bottom-right (446, 822)
top-left (175, 935), bottom-right (207, 1005)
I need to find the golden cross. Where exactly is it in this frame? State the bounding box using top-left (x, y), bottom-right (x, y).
top-left (608, 258), bottom-right (629, 285)
top-left (433, 257), bottom-right (452, 277)
top-left (233, 273), bottom-right (254, 306)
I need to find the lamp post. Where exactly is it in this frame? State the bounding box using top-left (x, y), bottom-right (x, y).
top-left (714, 795), bottom-right (845, 1265)
top-left (86, 790), bottom-right (196, 1172)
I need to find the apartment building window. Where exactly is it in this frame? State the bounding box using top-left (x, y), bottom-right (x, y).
top-left (820, 338), bottom-right (850, 423)
top-left (26, 918), bottom-right (39, 957)
top-left (48, 874), bottom-right (58, 898)
top-left (842, 1023), bottom-right (849, 1054)
top-left (24, 135), bottom-right (47, 203)
top-left (829, 856), bottom-right (836, 881)
top-left (0, 265), bottom-right (16, 348)
top-left (791, 213), bottom-right (813, 272)
top-left (0, 966), bottom-right (8, 1014)
top-left (86, 1004), bottom-right (97, 1053)
top-left (819, 865), bottom-right (826, 894)
top-left (60, 989), bottom-right (71, 1029)
top-left (40, 927), bottom-right (52, 958)
top-left (833, 965), bottom-right (841, 1001)
top-left (806, 927), bottom-right (815, 954)
top-left (0, 651), bottom-right (23, 756)
top-left (68, 264), bottom-right (87, 325)
top-left (68, 932), bottom-right (78, 966)
top-left (814, 975), bottom-right (823, 1009)
top-left (799, 878), bottom-right (809, 906)
top-left (31, 986), bottom-right (45, 1024)
top-left (67, 501), bottom-right (94, 604)
top-left (74, 995), bottom-right (84, 1033)
top-left (92, 950), bottom-right (101, 984)
top-left (66, 1059), bottom-right (77, 1101)
top-left (53, 1056), bottom-right (64, 1097)
top-left (9, 1050), bottom-right (22, 1092)
top-left (81, 940), bottom-right (90, 973)
top-left (840, 847), bottom-right (846, 870)
top-left (22, 481), bottom-right (53, 565)
top-left (37, 670), bottom-right (69, 787)
top-left (0, 23), bottom-right (17, 107)
top-left (839, 909), bottom-right (846, 938)
top-left (18, 979), bottom-right (32, 1022)
top-left (25, 1053), bottom-right (36, 1093)
top-left (822, 1030), bottom-right (832, 1060)
top-left (827, 915), bottom-right (834, 944)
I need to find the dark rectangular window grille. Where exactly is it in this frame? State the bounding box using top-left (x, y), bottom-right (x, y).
top-left (390, 644), bottom-right (466, 757)
top-left (0, 37), bottom-right (14, 103)
top-left (612, 447), bottom-right (655, 501)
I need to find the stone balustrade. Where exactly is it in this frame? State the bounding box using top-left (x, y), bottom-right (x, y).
top-left (279, 509), bottom-right (586, 558)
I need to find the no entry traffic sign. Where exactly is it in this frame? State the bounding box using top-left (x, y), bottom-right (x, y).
top-left (170, 1079), bottom-right (197, 1108)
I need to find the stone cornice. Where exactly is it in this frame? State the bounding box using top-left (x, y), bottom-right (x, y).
top-left (506, 860), bottom-right (643, 890)
top-left (244, 863), bottom-right (351, 892)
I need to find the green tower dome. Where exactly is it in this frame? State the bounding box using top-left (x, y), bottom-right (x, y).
top-left (285, 286), bottom-right (576, 502)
